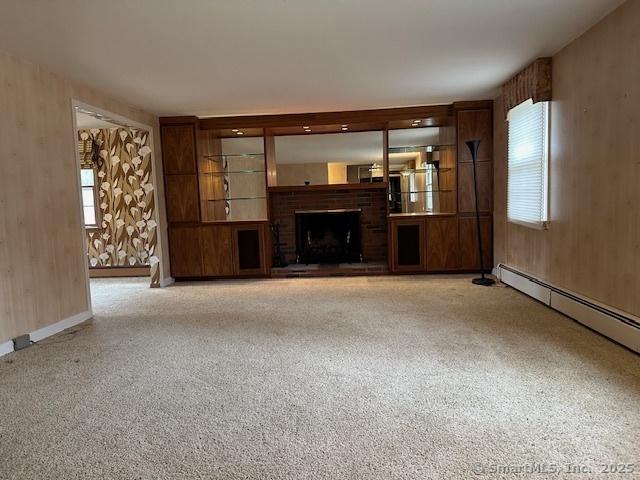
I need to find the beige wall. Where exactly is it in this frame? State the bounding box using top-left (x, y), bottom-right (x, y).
top-left (494, 0), bottom-right (640, 317)
top-left (0, 51), bottom-right (169, 343)
top-left (276, 163), bottom-right (329, 186)
top-left (327, 163), bottom-right (347, 184)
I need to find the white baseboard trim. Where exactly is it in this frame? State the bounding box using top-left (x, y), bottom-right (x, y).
top-left (0, 340), bottom-right (14, 358)
top-left (496, 264), bottom-right (640, 353)
top-left (160, 276), bottom-right (175, 288)
top-left (30, 310), bottom-right (93, 343)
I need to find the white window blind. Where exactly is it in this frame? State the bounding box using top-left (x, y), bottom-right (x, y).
top-left (507, 99), bottom-right (549, 229)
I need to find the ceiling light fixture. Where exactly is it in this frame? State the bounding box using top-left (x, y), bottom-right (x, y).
top-left (236, 131), bottom-right (244, 135)
top-left (231, 129), bottom-right (239, 132)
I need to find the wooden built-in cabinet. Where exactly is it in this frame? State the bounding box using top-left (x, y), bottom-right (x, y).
top-left (458, 215), bottom-right (493, 271)
top-left (425, 216), bottom-right (459, 271)
top-left (200, 225), bottom-right (234, 276)
top-left (161, 122), bottom-right (269, 279)
top-left (161, 101), bottom-right (494, 280)
top-left (168, 226), bottom-right (203, 277)
top-left (165, 175), bottom-right (200, 222)
top-left (169, 222), bottom-right (269, 279)
top-left (456, 108), bottom-right (493, 214)
top-left (390, 218), bottom-right (425, 272)
top-left (389, 213), bottom-right (492, 273)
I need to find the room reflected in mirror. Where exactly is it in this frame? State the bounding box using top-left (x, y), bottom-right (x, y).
top-left (274, 131), bottom-right (384, 186)
top-left (388, 126), bottom-right (456, 215)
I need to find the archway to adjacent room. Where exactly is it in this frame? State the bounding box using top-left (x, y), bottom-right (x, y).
top-left (71, 101), bottom-right (165, 311)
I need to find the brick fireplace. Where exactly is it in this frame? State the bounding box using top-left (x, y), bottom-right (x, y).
top-left (269, 185), bottom-right (387, 265)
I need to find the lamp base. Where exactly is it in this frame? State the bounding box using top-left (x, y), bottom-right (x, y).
top-left (472, 277), bottom-right (495, 287)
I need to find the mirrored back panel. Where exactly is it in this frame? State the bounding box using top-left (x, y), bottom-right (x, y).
top-left (198, 134), bottom-right (268, 222)
top-left (274, 131), bottom-right (384, 186)
top-left (388, 127), bottom-right (456, 215)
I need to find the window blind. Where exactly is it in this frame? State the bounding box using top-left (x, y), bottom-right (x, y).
top-left (507, 99), bottom-right (549, 229)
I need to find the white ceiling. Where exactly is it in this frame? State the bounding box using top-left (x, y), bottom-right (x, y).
top-left (0, 0), bottom-right (624, 117)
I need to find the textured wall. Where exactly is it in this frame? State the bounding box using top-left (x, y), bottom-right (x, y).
top-left (493, 0), bottom-right (640, 317)
top-left (79, 128), bottom-right (159, 285)
top-left (0, 51), bottom-right (168, 343)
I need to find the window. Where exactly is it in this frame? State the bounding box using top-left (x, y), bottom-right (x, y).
top-left (507, 99), bottom-right (549, 229)
top-left (80, 168), bottom-right (99, 228)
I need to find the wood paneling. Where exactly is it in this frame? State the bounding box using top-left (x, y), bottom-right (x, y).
top-left (161, 125), bottom-right (197, 174)
top-left (199, 105), bottom-right (453, 130)
top-left (165, 175), bottom-right (200, 223)
top-left (459, 215), bottom-right (493, 271)
top-left (457, 109), bottom-right (492, 163)
top-left (200, 225), bottom-right (234, 276)
top-left (389, 218), bottom-right (425, 272)
top-left (169, 226), bottom-right (202, 277)
top-left (458, 161), bottom-right (492, 213)
top-left (426, 217), bottom-right (459, 271)
top-left (493, 0), bottom-right (640, 317)
top-left (166, 175), bottom-right (200, 223)
top-left (0, 51), bottom-right (164, 343)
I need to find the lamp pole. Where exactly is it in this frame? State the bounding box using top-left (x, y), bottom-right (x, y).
top-left (466, 139), bottom-right (494, 286)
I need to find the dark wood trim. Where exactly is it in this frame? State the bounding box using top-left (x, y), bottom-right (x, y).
top-left (452, 100), bottom-right (494, 111)
top-left (197, 105), bottom-right (454, 130)
top-left (268, 183), bottom-right (387, 193)
top-left (159, 116), bottom-right (199, 126)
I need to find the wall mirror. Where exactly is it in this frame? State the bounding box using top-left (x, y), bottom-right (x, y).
top-left (274, 131), bottom-right (384, 186)
top-left (199, 135), bottom-right (267, 221)
top-left (387, 127), bottom-right (456, 215)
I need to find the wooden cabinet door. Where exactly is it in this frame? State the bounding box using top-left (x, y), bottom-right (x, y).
top-left (166, 175), bottom-right (200, 223)
top-left (233, 224), bottom-right (267, 275)
top-left (161, 125), bottom-right (197, 175)
top-left (426, 217), bottom-right (459, 271)
top-left (390, 219), bottom-right (426, 272)
top-left (458, 215), bottom-right (493, 271)
top-left (458, 161), bottom-right (493, 213)
top-left (201, 225), bottom-right (234, 276)
top-left (169, 226), bottom-right (202, 277)
top-left (457, 109), bottom-right (492, 163)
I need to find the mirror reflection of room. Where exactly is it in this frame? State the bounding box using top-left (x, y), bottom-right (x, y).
top-left (274, 131), bottom-right (384, 186)
top-left (199, 134), bottom-right (267, 222)
top-left (388, 127), bottom-right (456, 215)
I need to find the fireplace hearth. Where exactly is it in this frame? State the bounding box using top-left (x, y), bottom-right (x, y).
top-left (295, 209), bottom-right (362, 264)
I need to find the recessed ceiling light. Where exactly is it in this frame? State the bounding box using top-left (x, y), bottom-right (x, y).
top-left (341, 127), bottom-right (348, 131)
top-left (236, 131), bottom-right (244, 135)
top-left (231, 129), bottom-right (238, 132)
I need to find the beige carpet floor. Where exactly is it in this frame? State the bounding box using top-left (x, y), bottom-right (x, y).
top-left (0, 276), bottom-right (639, 479)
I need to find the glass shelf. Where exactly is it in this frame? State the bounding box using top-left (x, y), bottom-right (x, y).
top-left (203, 153), bottom-right (264, 160)
top-left (390, 190), bottom-right (454, 195)
top-left (207, 196), bottom-right (267, 202)
top-left (201, 170), bottom-right (265, 175)
top-left (388, 145), bottom-right (454, 153)
top-left (389, 167), bottom-right (454, 174)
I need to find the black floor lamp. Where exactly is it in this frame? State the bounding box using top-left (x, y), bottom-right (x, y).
top-left (466, 140), bottom-right (495, 287)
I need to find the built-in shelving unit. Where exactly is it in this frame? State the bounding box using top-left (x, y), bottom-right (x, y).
top-left (160, 101), bottom-right (493, 280)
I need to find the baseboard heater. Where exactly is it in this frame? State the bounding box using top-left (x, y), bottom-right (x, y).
top-left (495, 264), bottom-right (640, 354)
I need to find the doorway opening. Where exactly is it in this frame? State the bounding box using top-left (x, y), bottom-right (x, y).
top-left (72, 102), bottom-right (163, 307)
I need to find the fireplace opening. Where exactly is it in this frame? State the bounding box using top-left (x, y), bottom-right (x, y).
top-left (295, 209), bottom-right (362, 264)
